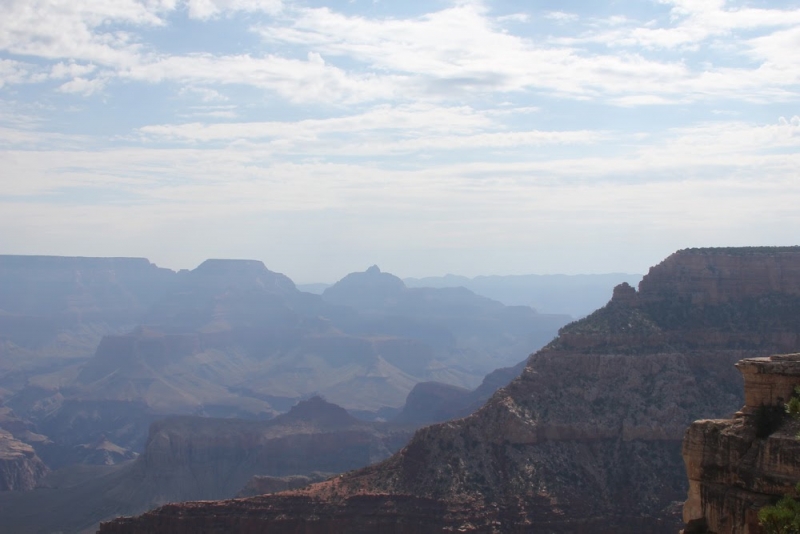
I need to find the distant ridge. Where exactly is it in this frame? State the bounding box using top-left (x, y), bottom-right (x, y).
top-left (405, 272), bottom-right (642, 317)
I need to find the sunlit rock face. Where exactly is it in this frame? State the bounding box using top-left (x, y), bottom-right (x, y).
top-left (0, 429), bottom-right (48, 492)
top-left (100, 247), bottom-right (800, 534)
top-left (683, 354), bottom-right (800, 534)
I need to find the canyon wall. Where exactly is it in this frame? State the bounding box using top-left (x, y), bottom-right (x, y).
top-left (99, 247), bottom-right (800, 533)
top-left (0, 429), bottom-right (48, 491)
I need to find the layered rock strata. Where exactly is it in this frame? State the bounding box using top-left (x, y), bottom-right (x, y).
top-left (99, 247), bottom-right (800, 533)
top-left (0, 429), bottom-right (49, 491)
top-left (683, 354), bottom-right (800, 534)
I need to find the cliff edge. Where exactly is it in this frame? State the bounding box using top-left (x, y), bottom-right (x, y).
top-left (683, 354), bottom-right (800, 534)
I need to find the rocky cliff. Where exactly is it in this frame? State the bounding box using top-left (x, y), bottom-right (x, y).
top-left (0, 397), bottom-right (414, 534)
top-left (99, 247), bottom-right (800, 533)
top-left (124, 396), bottom-right (412, 504)
top-left (683, 353), bottom-right (800, 534)
top-left (0, 429), bottom-right (48, 491)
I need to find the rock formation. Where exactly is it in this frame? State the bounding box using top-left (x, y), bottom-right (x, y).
top-left (0, 397), bottom-right (414, 533)
top-left (98, 246), bottom-right (800, 533)
top-left (683, 353), bottom-right (800, 534)
top-left (121, 396), bottom-right (412, 504)
top-left (0, 429), bottom-right (48, 491)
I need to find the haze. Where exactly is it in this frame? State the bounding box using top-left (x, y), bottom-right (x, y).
top-left (1, 0), bottom-right (799, 282)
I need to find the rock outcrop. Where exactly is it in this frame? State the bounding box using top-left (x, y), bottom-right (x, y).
top-left (0, 397), bottom-right (414, 534)
top-left (0, 429), bottom-right (48, 491)
top-left (683, 354), bottom-right (800, 534)
top-left (106, 396), bottom-right (413, 505)
top-left (99, 247), bottom-right (800, 533)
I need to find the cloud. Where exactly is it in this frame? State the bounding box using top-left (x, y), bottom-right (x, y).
top-left (0, 0), bottom-right (167, 67)
top-left (252, 3), bottom-right (800, 104)
top-left (135, 102), bottom-right (610, 157)
top-left (575, 0), bottom-right (800, 51)
top-left (2, 0), bottom-right (798, 106)
top-left (497, 13), bottom-right (530, 24)
top-left (58, 76), bottom-right (108, 95)
top-left (184, 0), bottom-right (283, 19)
top-left (122, 52), bottom-right (401, 103)
top-left (139, 104), bottom-right (493, 140)
top-left (178, 86), bottom-right (229, 102)
top-left (50, 62), bottom-right (97, 79)
top-left (0, 59), bottom-right (36, 88)
top-left (544, 12), bottom-right (578, 23)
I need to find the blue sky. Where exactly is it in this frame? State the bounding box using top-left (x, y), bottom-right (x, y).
top-left (1, 0), bottom-right (799, 282)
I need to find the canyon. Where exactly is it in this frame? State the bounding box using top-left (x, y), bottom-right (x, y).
top-left (99, 246), bottom-right (800, 533)
top-left (0, 256), bottom-right (569, 472)
top-left (1, 255), bottom-right (579, 532)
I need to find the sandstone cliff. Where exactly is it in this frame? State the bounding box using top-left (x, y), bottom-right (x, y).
top-left (99, 247), bottom-right (800, 533)
top-left (683, 354), bottom-right (800, 534)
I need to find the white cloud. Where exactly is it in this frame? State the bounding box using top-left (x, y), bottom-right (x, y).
top-left (184, 0), bottom-right (283, 19)
top-left (58, 76), bottom-right (107, 96)
top-left (178, 86), bottom-right (229, 102)
top-left (252, 3), bottom-right (800, 104)
top-left (0, 59), bottom-right (34, 88)
top-left (134, 102), bottom-right (611, 155)
top-left (120, 53), bottom-right (401, 104)
top-left (544, 12), bottom-right (578, 23)
top-left (578, 0), bottom-right (800, 50)
top-left (497, 13), bottom-right (530, 24)
top-left (50, 62), bottom-right (97, 79)
top-left (1, 0), bottom-right (797, 106)
top-left (255, 4), bottom-right (691, 100)
top-left (139, 104), bottom-right (493, 141)
top-left (0, 0), bottom-right (167, 67)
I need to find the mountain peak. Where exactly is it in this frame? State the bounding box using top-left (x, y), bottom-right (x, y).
top-left (366, 265), bottom-right (381, 274)
top-left (281, 396), bottom-right (358, 428)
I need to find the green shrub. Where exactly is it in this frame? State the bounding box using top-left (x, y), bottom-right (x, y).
top-left (759, 485), bottom-right (800, 534)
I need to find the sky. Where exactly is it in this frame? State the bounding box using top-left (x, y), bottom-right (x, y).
top-left (1, 0), bottom-right (799, 283)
